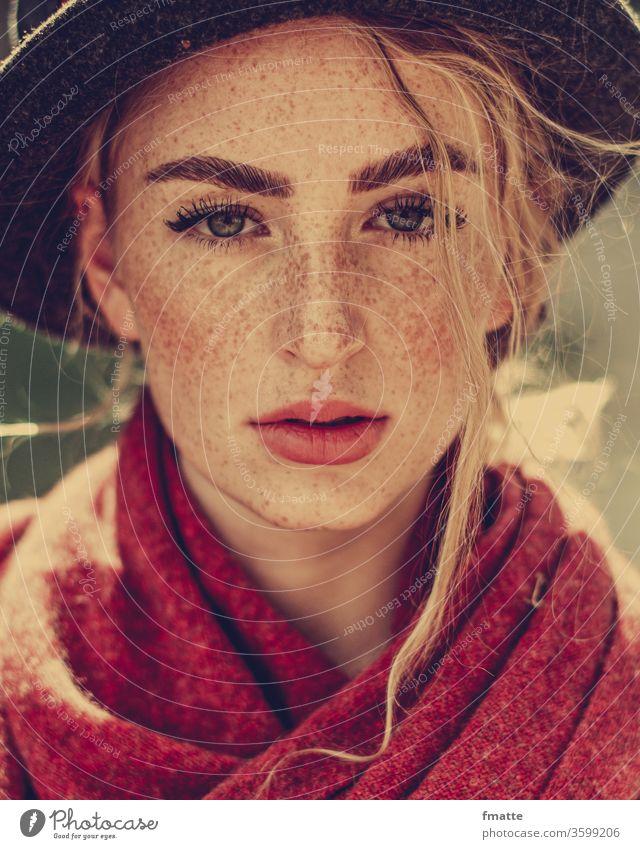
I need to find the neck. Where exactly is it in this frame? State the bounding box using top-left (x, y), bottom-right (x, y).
top-left (178, 457), bottom-right (435, 678)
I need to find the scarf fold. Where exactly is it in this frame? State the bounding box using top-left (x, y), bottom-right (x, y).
top-left (0, 389), bottom-right (638, 799)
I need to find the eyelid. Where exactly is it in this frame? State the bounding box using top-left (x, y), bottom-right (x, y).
top-left (370, 192), bottom-right (432, 219)
top-left (163, 191), bottom-right (466, 251)
top-left (368, 192), bottom-right (467, 232)
top-left (164, 194), bottom-right (264, 232)
top-left (166, 191), bottom-right (458, 223)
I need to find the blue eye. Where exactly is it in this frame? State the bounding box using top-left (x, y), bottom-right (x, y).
top-left (164, 192), bottom-right (467, 252)
top-left (164, 196), bottom-right (266, 251)
top-left (368, 194), bottom-right (467, 243)
top-left (204, 208), bottom-right (246, 238)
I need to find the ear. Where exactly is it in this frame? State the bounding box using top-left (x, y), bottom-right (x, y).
top-left (71, 183), bottom-right (140, 343)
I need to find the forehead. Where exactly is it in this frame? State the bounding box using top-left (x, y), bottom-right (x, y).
top-left (128, 16), bottom-right (489, 178)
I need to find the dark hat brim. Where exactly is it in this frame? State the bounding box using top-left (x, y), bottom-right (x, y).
top-left (1, 0), bottom-right (640, 342)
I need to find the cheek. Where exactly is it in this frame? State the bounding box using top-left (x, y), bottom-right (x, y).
top-left (375, 272), bottom-right (461, 380)
top-left (375, 275), bottom-right (472, 446)
top-left (385, 242), bottom-right (498, 378)
top-left (403, 317), bottom-right (462, 427)
top-left (404, 307), bottom-right (457, 365)
top-left (123, 251), bottom-right (266, 437)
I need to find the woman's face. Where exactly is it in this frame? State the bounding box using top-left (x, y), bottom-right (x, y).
top-left (98, 19), bottom-right (510, 530)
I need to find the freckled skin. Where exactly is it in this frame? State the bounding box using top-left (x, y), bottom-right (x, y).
top-left (103, 17), bottom-right (508, 531)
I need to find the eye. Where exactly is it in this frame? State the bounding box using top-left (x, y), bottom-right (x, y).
top-left (164, 195), bottom-right (268, 251)
top-left (366, 193), bottom-right (467, 244)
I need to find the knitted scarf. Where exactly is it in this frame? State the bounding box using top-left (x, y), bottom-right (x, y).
top-left (0, 389), bottom-right (638, 799)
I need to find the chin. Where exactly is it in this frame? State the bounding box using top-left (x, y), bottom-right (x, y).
top-left (247, 490), bottom-right (384, 532)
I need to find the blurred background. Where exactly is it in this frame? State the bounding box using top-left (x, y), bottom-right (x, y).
top-left (0, 0), bottom-right (639, 567)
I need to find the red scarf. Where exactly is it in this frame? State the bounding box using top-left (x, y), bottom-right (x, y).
top-left (0, 389), bottom-right (638, 799)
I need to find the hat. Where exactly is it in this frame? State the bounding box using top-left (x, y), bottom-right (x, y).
top-left (1, 0), bottom-right (639, 343)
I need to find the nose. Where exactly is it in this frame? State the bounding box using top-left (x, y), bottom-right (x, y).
top-left (274, 243), bottom-right (367, 370)
top-left (281, 290), bottom-right (366, 369)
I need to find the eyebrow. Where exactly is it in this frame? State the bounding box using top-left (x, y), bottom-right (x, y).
top-left (144, 142), bottom-right (472, 197)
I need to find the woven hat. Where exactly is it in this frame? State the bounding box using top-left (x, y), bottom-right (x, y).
top-left (1, 0), bottom-right (639, 343)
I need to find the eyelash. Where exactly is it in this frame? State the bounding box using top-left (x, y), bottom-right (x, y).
top-left (164, 195), bottom-right (265, 253)
top-left (164, 192), bottom-right (467, 252)
top-left (370, 194), bottom-right (467, 245)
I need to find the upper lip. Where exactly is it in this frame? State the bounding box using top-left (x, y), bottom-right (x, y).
top-left (252, 400), bottom-right (387, 424)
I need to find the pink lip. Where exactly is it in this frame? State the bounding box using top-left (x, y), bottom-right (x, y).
top-left (254, 400), bottom-right (382, 425)
top-left (250, 400), bottom-right (389, 465)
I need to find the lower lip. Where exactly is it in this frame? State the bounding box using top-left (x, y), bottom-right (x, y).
top-left (251, 418), bottom-right (389, 465)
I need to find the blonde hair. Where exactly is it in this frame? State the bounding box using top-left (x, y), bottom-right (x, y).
top-left (65, 13), bottom-right (640, 798)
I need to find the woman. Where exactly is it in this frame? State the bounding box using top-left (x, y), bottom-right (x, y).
top-left (0, 0), bottom-right (639, 800)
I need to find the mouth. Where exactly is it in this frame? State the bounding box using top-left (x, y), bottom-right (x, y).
top-left (250, 401), bottom-right (389, 465)
top-left (279, 415), bottom-right (371, 427)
